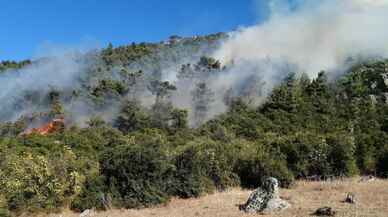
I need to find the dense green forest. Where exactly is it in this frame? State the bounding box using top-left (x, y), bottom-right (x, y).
top-left (1, 34), bottom-right (388, 216)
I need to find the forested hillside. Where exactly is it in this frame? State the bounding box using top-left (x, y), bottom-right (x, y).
top-left (0, 60), bottom-right (31, 72)
top-left (1, 34), bottom-right (388, 216)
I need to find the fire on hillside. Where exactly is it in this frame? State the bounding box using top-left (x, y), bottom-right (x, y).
top-left (20, 117), bottom-right (65, 136)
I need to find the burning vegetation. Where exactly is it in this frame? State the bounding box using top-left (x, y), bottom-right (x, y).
top-left (20, 117), bottom-right (65, 136)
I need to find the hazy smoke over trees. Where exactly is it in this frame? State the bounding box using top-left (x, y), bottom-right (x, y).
top-left (200, 0), bottom-right (388, 120)
top-left (1, 0), bottom-right (388, 127)
top-left (214, 0), bottom-right (388, 75)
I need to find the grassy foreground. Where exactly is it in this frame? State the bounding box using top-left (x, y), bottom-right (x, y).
top-left (31, 178), bottom-right (388, 217)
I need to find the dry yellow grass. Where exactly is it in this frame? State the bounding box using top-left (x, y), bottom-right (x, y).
top-left (37, 178), bottom-right (388, 217)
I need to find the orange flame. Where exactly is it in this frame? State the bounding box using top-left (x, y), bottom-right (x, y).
top-left (21, 118), bottom-right (65, 136)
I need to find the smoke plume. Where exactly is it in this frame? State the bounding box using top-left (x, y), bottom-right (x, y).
top-left (0, 50), bottom-right (89, 122)
top-left (2, 0), bottom-right (388, 127)
top-left (177, 0), bottom-right (388, 122)
top-left (214, 0), bottom-right (388, 76)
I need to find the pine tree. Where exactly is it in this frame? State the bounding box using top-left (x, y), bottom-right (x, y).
top-left (191, 82), bottom-right (214, 127)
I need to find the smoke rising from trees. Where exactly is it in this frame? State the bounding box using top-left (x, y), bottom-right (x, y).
top-left (1, 0), bottom-right (388, 127)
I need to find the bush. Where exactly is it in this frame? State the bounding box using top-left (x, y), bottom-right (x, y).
top-left (173, 147), bottom-right (212, 198)
top-left (0, 195), bottom-right (10, 217)
top-left (327, 133), bottom-right (359, 176)
top-left (100, 130), bottom-right (175, 208)
top-left (275, 132), bottom-right (332, 178)
top-left (172, 139), bottom-right (239, 198)
top-left (0, 209), bottom-right (10, 217)
top-left (71, 176), bottom-right (108, 212)
top-left (70, 156), bottom-right (103, 212)
top-left (377, 145), bottom-right (388, 177)
top-left (0, 146), bottom-right (84, 212)
top-left (233, 139), bottom-right (294, 188)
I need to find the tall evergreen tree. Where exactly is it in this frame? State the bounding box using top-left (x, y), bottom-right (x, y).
top-left (191, 82), bottom-right (214, 127)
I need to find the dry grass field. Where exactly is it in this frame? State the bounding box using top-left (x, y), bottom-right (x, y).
top-left (36, 178), bottom-right (388, 217)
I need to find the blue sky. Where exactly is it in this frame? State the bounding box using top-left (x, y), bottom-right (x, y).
top-left (0, 0), bottom-right (271, 60)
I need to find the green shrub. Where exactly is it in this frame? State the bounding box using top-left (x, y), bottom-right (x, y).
top-left (377, 145), bottom-right (388, 177)
top-left (0, 209), bottom-right (10, 217)
top-left (71, 176), bottom-right (108, 211)
top-left (233, 140), bottom-right (294, 188)
top-left (275, 132), bottom-right (332, 178)
top-left (100, 130), bottom-right (175, 208)
top-left (327, 133), bottom-right (359, 176)
top-left (173, 146), bottom-right (211, 198)
top-left (70, 156), bottom-right (102, 212)
top-left (0, 146), bottom-right (84, 212)
top-left (172, 139), bottom-right (239, 198)
top-left (0, 195), bottom-right (10, 217)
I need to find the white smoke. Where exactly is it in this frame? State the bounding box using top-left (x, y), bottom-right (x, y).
top-left (214, 0), bottom-right (388, 76)
top-left (0, 49), bottom-right (90, 122)
top-left (2, 0), bottom-right (388, 127)
top-left (167, 0), bottom-right (388, 122)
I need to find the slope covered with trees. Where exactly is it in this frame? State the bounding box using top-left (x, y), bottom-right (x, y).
top-left (0, 60), bottom-right (31, 72)
top-left (0, 34), bottom-right (388, 216)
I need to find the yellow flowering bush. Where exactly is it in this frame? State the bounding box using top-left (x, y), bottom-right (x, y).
top-left (0, 146), bottom-right (84, 212)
